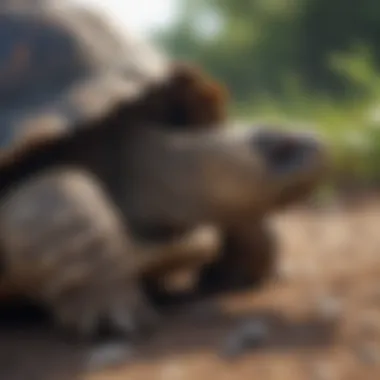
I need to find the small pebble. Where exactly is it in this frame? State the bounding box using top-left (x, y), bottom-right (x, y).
top-left (219, 319), bottom-right (270, 359)
top-left (86, 342), bottom-right (135, 371)
top-left (316, 296), bottom-right (342, 321)
top-left (355, 342), bottom-right (380, 365)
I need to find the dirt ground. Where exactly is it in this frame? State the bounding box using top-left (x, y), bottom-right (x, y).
top-left (3, 197), bottom-right (380, 380)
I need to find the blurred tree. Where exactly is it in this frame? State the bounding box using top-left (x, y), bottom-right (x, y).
top-left (296, 0), bottom-right (380, 94)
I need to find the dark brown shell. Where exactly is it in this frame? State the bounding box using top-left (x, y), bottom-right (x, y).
top-left (0, 1), bottom-right (228, 161)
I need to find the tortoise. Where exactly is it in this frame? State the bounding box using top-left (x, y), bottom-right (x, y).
top-left (0, 0), bottom-right (328, 339)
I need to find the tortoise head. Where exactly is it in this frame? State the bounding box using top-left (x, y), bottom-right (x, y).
top-left (122, 124), bottom-right (329, 229)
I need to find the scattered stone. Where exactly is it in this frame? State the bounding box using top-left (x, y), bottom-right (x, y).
top-left (86, 342), bottom-right (135, 371)
top-left (219, 319), bottom-right (270, 359)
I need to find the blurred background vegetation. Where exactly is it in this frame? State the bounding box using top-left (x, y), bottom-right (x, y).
top-left (151, 0), bottom-right (380, 195)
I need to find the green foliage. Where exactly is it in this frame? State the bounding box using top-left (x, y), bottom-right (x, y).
top-left (156, 0), bottom-right (380, 101)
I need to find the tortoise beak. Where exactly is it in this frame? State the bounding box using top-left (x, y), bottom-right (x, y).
top-left (250, 128), bottom-right (328, 179)
top-left (249, 127), bottom-right (329, 206)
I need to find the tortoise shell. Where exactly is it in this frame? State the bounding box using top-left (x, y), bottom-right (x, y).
top-left (0, 0), bottom-right (227, 158)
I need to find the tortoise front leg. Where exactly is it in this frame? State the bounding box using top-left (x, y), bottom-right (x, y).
top-left (197, 220), bottom-right (277, 296)
top-left (144, 220), bottom-right (277, 308)
top-left (140, 225), bottom-right (222, 307)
